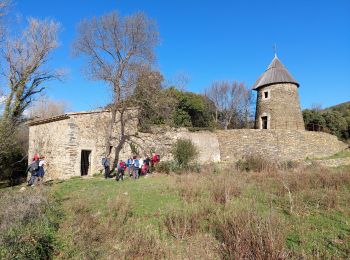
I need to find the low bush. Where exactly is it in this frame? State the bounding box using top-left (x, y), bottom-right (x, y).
top-left (155, 161), bottom-right (178, 174)
top-left (172, 138), bottom-right (198, 168)
top-left (236, 155), bottom-right (279, 172)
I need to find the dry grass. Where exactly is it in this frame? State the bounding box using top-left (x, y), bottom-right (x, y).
top-left (115, 226), bottom-right (166, 260)
top-left (209, 172), bottom-right (242, 204)
top-left (0, 187), bottom-right (58, 259)
top-left (0, 187), bottom-right (49, 230)
top-left (4, 159), bottom-right (349, 259)
top-left (164, 205), bottom-right (204, 240)
top-left (211, 207), bottom-right (289, 259)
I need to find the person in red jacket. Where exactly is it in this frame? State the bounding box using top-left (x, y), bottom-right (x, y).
top-left (116, 160), bottom-right (127, 181)
top-left (151, 152), bottom-right (160, 167)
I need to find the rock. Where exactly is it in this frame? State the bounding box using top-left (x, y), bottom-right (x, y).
top-left (19, 187), bottom-right (26, 192)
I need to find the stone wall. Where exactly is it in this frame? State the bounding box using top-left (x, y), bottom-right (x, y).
top-left (28, 110), bottom-right (348, 180)
top-left (216, 129), bottom-right (348, 162)
top-left (255, 83), bottom-right (304, 130)
top-left (129, 128), bottom-right (221, 163)
top-left (29, 118), bottom-right (72, 179)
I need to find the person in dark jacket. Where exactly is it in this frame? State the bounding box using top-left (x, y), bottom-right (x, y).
top-left (102, 156), bottom-right (110, 179)
top-left (144, 156), bottom-right (151, 173)
top-left (27, 155), bottom-right (40, 186)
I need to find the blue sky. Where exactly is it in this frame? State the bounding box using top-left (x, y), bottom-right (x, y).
top-left (10, 0), bottom-right (350, 111)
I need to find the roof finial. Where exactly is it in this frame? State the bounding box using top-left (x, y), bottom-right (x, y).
top-left (273, 43), bottom-right (277, 58)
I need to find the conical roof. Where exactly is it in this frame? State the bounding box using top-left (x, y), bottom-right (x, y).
top-left (252, 55), bottom-right (299, 90)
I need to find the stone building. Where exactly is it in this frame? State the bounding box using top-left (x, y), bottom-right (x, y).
top-left (253, 55), bottom-right (304, 130)
top-left (28, 110), bottom-right (137, 179)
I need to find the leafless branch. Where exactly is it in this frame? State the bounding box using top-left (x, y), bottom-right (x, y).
top-left (206, 81), bottom-right (251, 129)
top-left (74, 11), bottom-right (159, 166)
top-left (2, 17), bottom-right (61, 123)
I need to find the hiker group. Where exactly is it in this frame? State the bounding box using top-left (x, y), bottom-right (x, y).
top-left (27, 154), bottom-right (46, 186)
top-left (102, 152), bottom-right (160, 181)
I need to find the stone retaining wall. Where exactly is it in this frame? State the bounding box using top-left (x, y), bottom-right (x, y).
top-left (216, 129), bottom-right (348, 162)
top-left (307, 157), bottom-right (350, 168)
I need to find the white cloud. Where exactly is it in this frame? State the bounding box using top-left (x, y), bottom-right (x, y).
top-left (0, 95), bottom-right (6, 104)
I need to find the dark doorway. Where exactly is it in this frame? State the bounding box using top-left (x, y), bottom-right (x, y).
top-left (81, 150), bottom-right (91, 176)
top-left (261, 116), bottom-right (268, 129)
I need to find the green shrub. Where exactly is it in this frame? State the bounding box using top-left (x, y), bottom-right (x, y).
top-left (155, 161), bottom-right (178, 174)
top-left (172, 108), bottom-right (192, 127)
top-left (172, 139), bottom-right (198, 168)
top-left (236, 155), bottom-right (278, 172)
top-left (0, 120), bottom-right (28, 184)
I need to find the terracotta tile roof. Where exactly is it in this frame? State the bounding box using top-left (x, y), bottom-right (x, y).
top-left (252, 55), bottom-right (299, 90)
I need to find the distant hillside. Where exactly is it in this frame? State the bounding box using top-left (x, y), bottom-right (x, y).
top-left (303, 101), bottom-right (350, 141)
top-left (324, 101), bottom-right (350, 116)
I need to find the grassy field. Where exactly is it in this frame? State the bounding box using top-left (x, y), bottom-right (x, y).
top-left (1, 162), bottom-right (350, 259)
top-left (315, 149), bottom-right (350, 160)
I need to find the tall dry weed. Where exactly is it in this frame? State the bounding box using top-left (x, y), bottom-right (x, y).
top-left (172, 174), bottom-right (207, 202)
top-left (209, 173), bottom-right (242, 204)
top-left (164, 206), bottom-right (202, 240)
top-left (211, 207), bottom-right (289, 259)
top-left (236, 155), bottom-right (280, 173)
top-left (114, 226), bottom-right (166, 259)
top-left (0, 187), bottom-right (58, 259)
top-left (59, 194), bottom-right (133, 259)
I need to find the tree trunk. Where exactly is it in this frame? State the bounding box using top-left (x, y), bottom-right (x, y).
top-left (224, 121), bottom-right (228, 130)
top-left (3, 91), bottom-right (14, 120)
top-left (112, 109), bottom-right (126, 168)
top-left (105, 106), bottom-right (117, 156)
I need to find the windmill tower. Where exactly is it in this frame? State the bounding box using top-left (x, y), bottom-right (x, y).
top-left (252, 55), bottom-right (304, 130)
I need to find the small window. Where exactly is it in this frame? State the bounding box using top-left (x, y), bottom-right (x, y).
top-left (264, 91), bottom-right (269, 98)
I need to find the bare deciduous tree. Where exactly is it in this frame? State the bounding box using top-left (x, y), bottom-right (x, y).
top-left (74, 11), bottom-right (159, 166)
top-left (0, 0), bottom-right (9, 15)
top-left (28, 97), bottom-right (67, 120)
top-left (206, 81), bottom-right (251, 130)
top-left (0, 0), bottom-right (10, 38)
top-left (1, 18), bottom-right (61, 123)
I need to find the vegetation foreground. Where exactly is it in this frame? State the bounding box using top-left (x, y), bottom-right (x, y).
top-left (1, 163), bottom-right (350, 259)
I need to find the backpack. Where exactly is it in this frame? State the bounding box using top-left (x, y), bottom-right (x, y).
top-left (156, 154), bottom-right (160, 162)
top-left (102, 158), bottom-right (109, 167)
top-left (29, 161), bottom-right (39, 174)
top-left (134, 159), bottom-right (140, 168)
